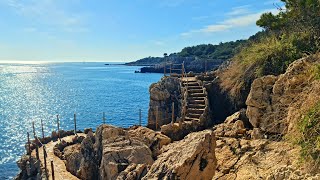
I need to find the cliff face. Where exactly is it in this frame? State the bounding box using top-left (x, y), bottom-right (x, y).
top-left (246, 55), bottom-right (320, 135)
top-left (147, 77), bottom-right (182, 129)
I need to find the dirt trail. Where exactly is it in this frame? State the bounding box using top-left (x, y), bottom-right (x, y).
top-left (32, 134), bottom-right (86, 180)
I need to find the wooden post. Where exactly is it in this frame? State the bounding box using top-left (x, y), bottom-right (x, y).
top-left (41, 119), bottom-right (44, 139)
top-left (171, 102), bottom-right (175, 124)
top-left (35, 145), bottom-right (39, 160)
top-left (32, 121), bottom-right (36, 138)
top-left (155, 107), bottom-right (158, 130)
top-left (43, 145), bottom-right (47, 178)
top-left (139, 109), bottom-right (142, 126)
top-left (103, 112), bottom-right (106, 124)
top-left (27, 132), bottom-right (31, 155)
top-left (51, 160), bottom-right (55, 180)
top-left (74, 112), bottom-right (77, 135)
top-left (56, 115), bottom-right (60, 140)
top-left (182, 61), bottom-right (185, 78)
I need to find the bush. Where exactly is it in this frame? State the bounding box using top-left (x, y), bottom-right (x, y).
top-left (298, 101), bottom-right (320, 163)
top-left (312, 64), bottom-right (320, 80)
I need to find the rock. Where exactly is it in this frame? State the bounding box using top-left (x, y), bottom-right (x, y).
top-left (161, 122), bottom-right (203, 141)
top-left (84, 128), bottom-right (92, 134)
top-left (78, 135), bottom-right (99, 180)
top-left (246, 75), bottom-right (279, 132)
top-left (148, 77), bottom-right (182, 129)
top-left (117, 163), bottom-right (148, 180)
top-left (246, 56), bottom-right (320, 134)
top-left (214, 119), bottom-right (247, 138)
top-left (51, 131), bottom-right (58, 140)
top-left (213, 136), bottom-right (320, 179)
top-left (98, 126), bottom-right (154, 180)
top-left (143, 130), bottom-right (216, 179)
top-left (64, 144), bottom-right (82, 176)
top-left (128, 126), bottom-right (171, 158)
top-left (16, 155), bottom-right (42, 180)
top-left (251, 128), bottom-right (264, 139)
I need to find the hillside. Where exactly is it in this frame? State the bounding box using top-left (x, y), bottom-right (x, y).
top-left (125, 40), bottom-right (246, 73)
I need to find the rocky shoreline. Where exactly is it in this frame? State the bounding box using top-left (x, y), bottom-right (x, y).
top-left (16, 55), bottom-right (320, 180)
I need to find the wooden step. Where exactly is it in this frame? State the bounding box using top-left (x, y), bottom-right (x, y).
top-left (188, 99), bottom-right (205, 104)
top-left (187, 113), bottom-right (202, 119)
top-left (188, 96), bottom-right (205, 100)
top-left (188, 109), bottom-right (205, 114)
top-left (184, 117), bottom-right (200, 121)
top-left (189, 93), bottom-right (206, 97)
top-left (183, 82), bottom-right (198, 86)
top-left (188, 104), bottom-right (206, 109)
top-left (188, 86), bottom-right (202, 90)
top-left (188, 89), bottom-right (203, 93)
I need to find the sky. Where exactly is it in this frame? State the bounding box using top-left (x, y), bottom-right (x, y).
top-left (0, 0), bottom-right (282, 62)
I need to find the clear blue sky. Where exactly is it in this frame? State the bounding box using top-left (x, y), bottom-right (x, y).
top-left (0, 0), bottom-right (281, 62)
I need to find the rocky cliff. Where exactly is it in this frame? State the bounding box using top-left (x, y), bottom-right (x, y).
top-left (147, 76), bottom-right (182, 129)
top-left (246, 55), bottom-right (320, 135)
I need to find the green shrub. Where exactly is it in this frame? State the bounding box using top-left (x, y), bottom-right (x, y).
top-left (298, 102), bottom-right (320, 162)
top-left (312, 64), bottom-right (320, 80)
top-left (235, 33), bottom-right (303, 77)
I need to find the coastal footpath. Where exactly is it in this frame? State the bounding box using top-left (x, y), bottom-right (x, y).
top-left (15, 55), bottom-right (320, 180)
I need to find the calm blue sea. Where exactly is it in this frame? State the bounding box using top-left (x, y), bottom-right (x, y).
top-left (0, 62), bottom-right (161, 179)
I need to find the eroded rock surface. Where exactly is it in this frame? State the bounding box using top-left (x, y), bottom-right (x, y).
top-left (128, 126), bottom-right (171, 158)
top-left (246, 56), bottom-right (320, 134)
top-left (143, 130), bottom-right (216, 180)
top-left (213, 137), bottom-right (312, 179)
top-left (148, 77), bottom-right (182, 129)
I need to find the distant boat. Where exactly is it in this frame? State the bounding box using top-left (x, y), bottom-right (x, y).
top-left (104, 63), bottom-right (110, 65)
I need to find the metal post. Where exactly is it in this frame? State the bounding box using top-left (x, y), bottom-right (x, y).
top-left (74, 112), bottom-right (77, 135)
top-left (103, 112), bottom-right (106, 124)
top-left (156, 107), bottom-right (158, 130)
top-left (56, 115), bottom-right (60, 140)
top-left (51, 160), bottom-right (55, 180)
top-left (172, 102), bottom-right (175, 124)
top-left (43, 145), bottom-right (47, 178)
top-left (139, 109), bottom-right (142, 126)
top-left (41, 119), bottom-right (45, 139)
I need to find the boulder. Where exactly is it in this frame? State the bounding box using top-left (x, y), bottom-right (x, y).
top-left (148, 77), bottom-right (182, 129)
top-left (88, 125), bottom-right (154, 180)
top-left (117, 163), bottom-right (148, 180)
top-left (84, 128), bottom-right (93, 134)
top-left (64, 144), bottom-right (82, 176)
top-left (246, 56), bottom-right (320, 134)
top-left (128, 126), bottom-right (171, 158)
top-left (161, 122), bottom-right (203, 141)
top-left (251, 128), bottom-right (264, 139)
top-left (143, 130), bottom-right (216, 179)
top-left (77, 135), bottom-right (99, 180)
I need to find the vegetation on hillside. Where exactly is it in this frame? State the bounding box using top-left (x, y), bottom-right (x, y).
top-left (234, 0), bottom-right (320, 166)
top-left (126, 40), bottom-right (246, 72)
top-left (218, 0), bottom-right (320, 105)
top-left (298, 101), bottom-right (320, 167)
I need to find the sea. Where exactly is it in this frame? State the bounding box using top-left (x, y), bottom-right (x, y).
top-left (0, 62), bottom-right (162, 179)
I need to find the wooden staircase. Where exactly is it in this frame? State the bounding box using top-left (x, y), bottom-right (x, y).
top-left (182, 77), bottom-right (206, 122)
